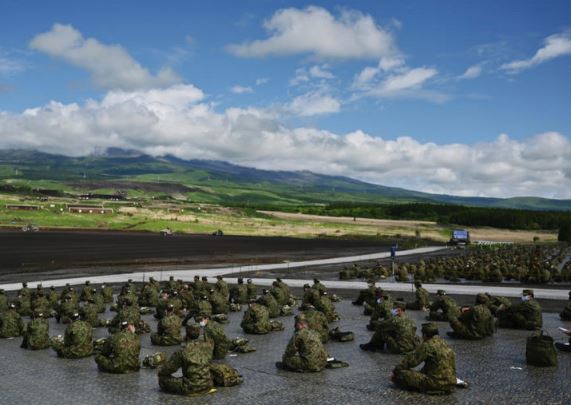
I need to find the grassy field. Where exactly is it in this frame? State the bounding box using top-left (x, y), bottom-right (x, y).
top-left (0, 193), bottom-right (557, 243)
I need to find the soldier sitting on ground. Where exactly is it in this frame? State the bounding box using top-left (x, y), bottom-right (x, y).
top-left (406, 281), bottom-right (430, 311)
top-left (278, 313), bottom-right (329, 373)
top-left (191, 314), bottom-right (232, 360)
top-left (158, 332), bottom-right (217, 396)
top-left (55, 294), bottom-right (79, 324)
top-left (214, 275), bottom-right (229, 300)
top-left (497, 289), bottom-right (542, 330)
top-left (0, 303), bottom-right (24, 338)
top-left (21, 311), bottom-right (50, 350)
top-left (484, 293), bottom-right (512, 316)
top-left (240, 301), bottom-right (283, 334)
top-left (312, 278), bottom-right (327, 295)
top-left (151, 304), bottom-right (184, 346)
top-left (361, 302), bottom-right (420, 354)
top-left (314, 291), bottom-right (339, 322)
top-left (367, 289), bottom-right (393, 331)
top-left (95, 320), bottom-right (141, 373)
top-left (51, 312), bottom-right (93, 359)
top-left (100, 283), bottom-right (114, 304)
top-left (560, 291), bottom-right (571, 321)
top-left (427, 290), bottom-right (460, 322)
top-left (352, 279), bottom-right (377, 306)
top-left (447, 293), bottom-right (495, 340)
top-left (246, 279), bottom-right (257, 301)
top-left (257, 289), bottom-right (281, 318)
top-left (229, 278), bottom-right (249, 305)
top-left (80, 297), bottom-right (108, 328)
top-left (392, 323), bottom-right (467, 395)
top-left (209, 288), bottom-right (229, 315)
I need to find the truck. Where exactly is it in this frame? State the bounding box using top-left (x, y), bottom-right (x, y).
top-left (449, 229), bottom-right (470, 247)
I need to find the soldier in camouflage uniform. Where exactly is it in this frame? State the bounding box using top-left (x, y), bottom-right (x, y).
top-left (392, 323), bottom-right (459, 394)
top-left (300, 304), bottom-right (329, 343)
top-left (79, 280), bottom-right (93, 302)
top-left (47, 286), bottom-right (59, 309)
top-left (270, 281), bottom-right (289, 306)
top-left (79, 298), bottom-right (107, 328)
top-left (214, 275), bottom-right (229, 300)
top-left (0, 303), bottom-right (24, 338)
top-left (95, 321), bottom-right (141, 373)
top-left (367, 290), bottom-right (394, 331)
top-left (21, 310), bottom-right (50, 350)
top-left (246, 279), bottom-right (257, 301)
top-left (301, 284), bottom-right (320, 308)
top-left (194, 315), bottom-right (232, 360)
top-left (209, 288), bottom-right (229, 315)
top-left (406, 281), bottom-right (431, 310)
top-left (312, 278), bottom-right (327, 295)
top-left (151, 304), bottom-right (184, 346)
top-left (229, 278), bottom-right (249, 305)
top-left (352, 279), bottom-right (377, 306)
top-left (315, 291), bottom-right (339, 322)
top-left (241, 302), bottom-right (282, 334)
top-left (51, 313), bottom-right (93, 358)
top-left (158, 338), bottom-right (215, 396)
top-left (100, 283), bottom-right (114, 304)
top-left (361, 302), bottom-right (420, 354)
top-left (280, 314), bottom-right (328, 372)
top-left (139, 282), bottom-right (160, 307)
top-left (559, 291), bottom-right (571, 321)
top-left (15, 291), bottom-right (33, 317)
top-left (485, 293), bottom-right (511, 316)
top-left (109, 298), bottom-right (149, 334)
top-left (427, 290), bottom-right (461, 322)
top-left (497, 289), bottom-right (542, 330)
top-left (447, 293), bottom-right (495, 340)
top-left (257, 289), bottom-right (281, 318)
top-left (55, 294), bottom-right (79, 324)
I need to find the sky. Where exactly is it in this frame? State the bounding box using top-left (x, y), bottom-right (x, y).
top-left (0, 0), bottom-right (570, 198)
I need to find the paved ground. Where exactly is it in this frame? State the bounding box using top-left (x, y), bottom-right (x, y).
top-left (1, 300), bottom-right (570, 404)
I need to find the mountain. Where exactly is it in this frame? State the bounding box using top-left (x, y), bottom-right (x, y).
top-left (0, 149), bottom-right (569, 211)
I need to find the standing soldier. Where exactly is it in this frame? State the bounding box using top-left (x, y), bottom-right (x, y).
top-left (0, 303), bottom-right (24, 338)
top-left (392, 323), bottom-right (465, 394)
top-left (95, 321), bottom-right (141, 373)
top-left (51, 313), bottom-right (93, 359)
top-left (21, 311), bottom-right (50, 350)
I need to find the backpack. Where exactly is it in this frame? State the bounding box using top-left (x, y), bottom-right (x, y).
top-left (210, 364), bottom-right (244, 386)
top-left (526, 331), bottom-right (557, 367)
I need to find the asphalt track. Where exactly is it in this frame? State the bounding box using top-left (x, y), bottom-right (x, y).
top-left (0, 230), bottom-right (389, 273)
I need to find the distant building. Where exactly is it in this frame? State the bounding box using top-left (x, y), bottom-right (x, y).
top-left (68, 205), bottom-right (113, 214)
top-left (79, 193), bottom-right (125, 201)
top-left (6, 204), bottom-right (40, 211)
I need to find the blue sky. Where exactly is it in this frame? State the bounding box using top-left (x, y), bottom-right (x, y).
top-left (0, 1), bottom-right (570, 198)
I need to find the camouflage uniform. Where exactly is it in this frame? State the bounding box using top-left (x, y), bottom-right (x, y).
top-left (498, 299), bottom-right (542, 330)
top-left (486, 294), bottom-right (511, 316)
top-left (368, 297), bottom-right (394, 331)
top-left (51, 320), bottom-right (93, 358)
top-left (302, 288), bottom-right (320, 307)
top-left (16, 294), bottom-right (33, 317)
top-left (257, 292), bottom-right (281, 318)
top-left (209, 290), bottom-right (229, 315)
top-left (241, 303), bottom-right (273, 334)
top-left (56, 297), bottom-right (79, 324)
top-left (139, 284), bottom-right (160, 307)
top-left (406, 286), bottom-right (431, 310)
top-left (312, 280), bottom-right (327, 295)
top-left (449, 304), bottom-right (495, 340)
top-left (109, 305), bottom-right (148, 334)
top-left (0, 308), bottom-right (24, 338)
top-left (80, 302), bottom-right (107, 328)
top-left (151, 314), bottom-right (184, 346)
top-left (204, 321), bottom-right (232, 360)
top-left (314, 294), bottom-right (339, 322)
top-left (353, 284), bottom-right (376, 306)
top-left (100, 284), bottom-right (114, 304)
top-left (229, 282), bottom-right (249, 305)
top-left (301, 308), bottom-right (329, 343)
top-left (365, 315), bottom-right (420, 354)
top-left (393, 336), bottom-right (457, 394)
top-left (158, 340), bottom-right (214, 396)
top-left (21, 316), bottom-right (50, 350)
top-left (31, 294), bottom-right (52, 316)
top-left (0, 290), bottom-right (8, 312)
top-left (95, 330), bottom-right (141, 373)
top-left (282, 328), bottom-right (328, 372)
top-left (270, 286), bottom-right (288, 306)
top-left (215, 278), bottom-right (229, 299)
top-left (246, 280), bottom-right (257, 301)
top-left (428, 295), bottom-right (461, 322)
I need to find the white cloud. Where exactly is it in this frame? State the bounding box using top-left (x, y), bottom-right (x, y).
top-left (227, 6), bottom-right (399, 60)
top-left (29, 24), bottom-right (181, 90)
top-left (231, 85), bottom-right (253, 94)
top-left (357, 67), bottom-right (444, 101)
top-left (285, 90), bottom-right (341, 116)
top-left (308, 65), bottom-right (334, 79)
top-left (501, 31), bottom-right (571, 73)
top-left (255, 77), bottom-right (268, 86)
top-left (0, 52), bottom-right (25, 76)
top-left (0, 85), bottom-right (569, 198)
top-left (458, 64), bottom-right (482, 80)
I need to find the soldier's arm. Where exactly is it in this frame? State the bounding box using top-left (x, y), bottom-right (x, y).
top-left (158, 350), bottom-right (182, 376)
top-left (395, 343), bottom-right (427, 371)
